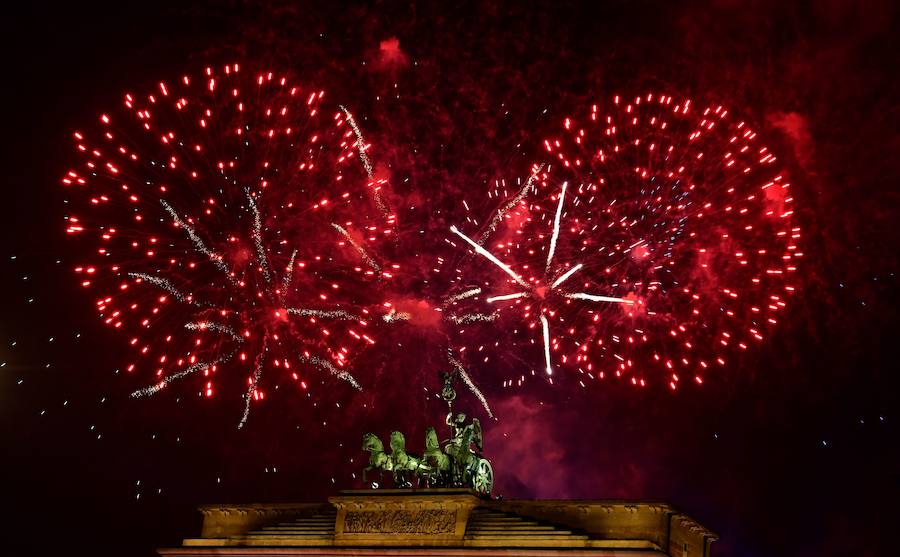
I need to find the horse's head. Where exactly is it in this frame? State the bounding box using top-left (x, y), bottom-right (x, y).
top-left (425, 427), bottom-right (440, 451)
top-left (362, 432), bottom-right (383, 453)
top-left (389, 431), bottom-right (406, 453)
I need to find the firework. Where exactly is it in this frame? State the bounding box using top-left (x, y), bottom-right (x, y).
top-left (63, 64), bottom-right (394, 426)
top-left (451, 93), bottom-right (800, 390)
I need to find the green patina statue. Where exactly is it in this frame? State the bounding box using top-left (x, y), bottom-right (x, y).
top-left (360, 369), bottom-right (494, 495)
top-left (362, 432), bottom-right (392, 484)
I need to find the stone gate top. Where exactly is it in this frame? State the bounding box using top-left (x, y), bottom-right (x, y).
top-left (160, 488), bottom-right (717, 557)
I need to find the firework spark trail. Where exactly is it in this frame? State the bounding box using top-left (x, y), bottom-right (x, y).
top-left (332, 223), bottom-right (381, 274)
top-left (339, 105), bottom-right (373, 178)
top-left (477, 164), bottom-right (544, 245)
top-left (539, 314), bottom-right (553, 376)
top-left (298, 355), bottom-right (362, 390)
top-left (127, 273), bottom-right (201, 307)
top-left (450, 225), bottom-right (529, 287)
top-left (443, 287), bottom-right (482, 305)
top-left (551, 263), bottom-right (583, 289)
top-left (160, 200), bottom-right (232, 279)
top-left (486, 292), bottom-right (528, 303)
top-left (566, 292), bottom-right (635, 304)
top-left (286, 307), bottom-right (361, 321)
top-left (238, 337), bottom-right (268, 429)
top-left (545, 181), bottom-right (568, 271)
top-left (382, 309), bottom-right (412, 323)
top-left (185, 321), bottom-right (244, 342)
top-left (247, 193), bottom-right (272, 284)
top-left (448, 353), bottom-right (494, 419)
top-left (281, 249), bottom-right (298, 303)
top-left (446, 312), bottom-right (498, 324)
top-left (131, 351), bottom-right (235, 398)
top-left (340, 104), bottom-right (391, 220)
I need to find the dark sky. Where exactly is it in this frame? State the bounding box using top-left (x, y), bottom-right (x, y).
top-left (1, 2), bottom-right (898, 556)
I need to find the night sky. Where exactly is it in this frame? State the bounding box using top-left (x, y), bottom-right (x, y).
top-left (1, 2), bottom-right (898, 556)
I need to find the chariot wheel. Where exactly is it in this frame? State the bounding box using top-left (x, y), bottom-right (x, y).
top-left (472, 458), bottom-right (493, 495)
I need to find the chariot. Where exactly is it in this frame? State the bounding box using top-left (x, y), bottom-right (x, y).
top-left (361, 413), bottom-right (494, 495)
top-left (361, 368), bottom-right (494, 495)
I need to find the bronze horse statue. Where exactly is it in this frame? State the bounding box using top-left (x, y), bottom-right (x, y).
top-left (362, 432), bottom-right (392, 484)
top-left (362, 428), bottom-right (451, 488)
top-left (389, 431), bottom-right (425, 487)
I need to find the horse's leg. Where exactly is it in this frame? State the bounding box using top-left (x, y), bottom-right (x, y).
top-left (396, 456), bottom-right (409, 487)
top-left (414, 459), bottom-right (427, 488)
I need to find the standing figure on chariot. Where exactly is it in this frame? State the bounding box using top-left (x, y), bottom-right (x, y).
top-left (443, 412), bottom-right (483, 486)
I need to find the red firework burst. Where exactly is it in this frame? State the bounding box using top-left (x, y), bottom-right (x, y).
top-left (451, 93), bottom-right (800, 390)
top-left (62, 63), bottom-right (395, 426)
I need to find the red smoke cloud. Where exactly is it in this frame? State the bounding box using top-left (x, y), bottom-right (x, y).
top-left (372, 37), bottom-right (409, 72)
